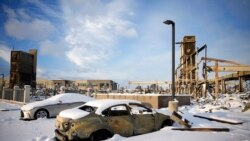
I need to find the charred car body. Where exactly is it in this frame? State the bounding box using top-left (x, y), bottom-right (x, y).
top-left (55, 99), bottom-right (173, 141)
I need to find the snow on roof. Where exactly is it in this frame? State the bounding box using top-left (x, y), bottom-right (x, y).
top-left (85, 99), bottom-right (141, 115)
top-left (21, 93), bottom-right (93, 111)
top-left (48, 93), bottom-right (93, 102)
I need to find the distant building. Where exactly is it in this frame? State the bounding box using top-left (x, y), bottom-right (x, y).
top-left (36, 79), bottom-right (54, 89)
top-left (9, 49), bottom-right (37, 88)
top-left (52, 80), bottom-right (72, 90)
top-left (35, 79), bottom-right (118, 92)
top-left (0, 78), bottom-right (9, 89)
top-left (74, 80), bottom-right (118, 91)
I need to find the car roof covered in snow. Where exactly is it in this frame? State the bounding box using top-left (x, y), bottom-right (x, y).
top-left (84, 99), bottom-right (141, 115)
top-left (21, 93), bottom-right (93, 111)
top-left (48, 93), bottom-right (93, 103)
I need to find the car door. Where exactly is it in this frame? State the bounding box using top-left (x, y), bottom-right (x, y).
top-left (51, 95), bottom-right (85, 116)
top-left (47, 99), bottom-right (70, 117)
top-left (102, 104), bottom-right (134, 137)
top-left (129, 103), bottom-right (155, 135)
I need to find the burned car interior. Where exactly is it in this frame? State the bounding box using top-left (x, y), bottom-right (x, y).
top-left (79, 105), bottom-right (97, 113)
top-left (101, 103), bottom-right (153, 117)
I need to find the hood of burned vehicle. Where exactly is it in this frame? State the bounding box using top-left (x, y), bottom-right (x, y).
top-left (59, 108), bottom-right (90, 120)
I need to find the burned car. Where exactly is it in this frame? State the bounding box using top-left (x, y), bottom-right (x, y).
top-left (55, 99), bottom-right (173, 141)
top-left (20, 93), bottom-right (93, 120)
top-left (240, 92), bottom-right (250, 100)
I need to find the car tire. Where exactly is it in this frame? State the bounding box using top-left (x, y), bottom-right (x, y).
top-left (35, 109), bottom-right (49, 119)
top-left (89, 130), bottom-right (113, 141)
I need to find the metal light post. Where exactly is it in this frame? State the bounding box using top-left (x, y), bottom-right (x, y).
top-left (163, 20), bottom-right (175, 100)
top-left (1, 73), bottom-right (4, 89)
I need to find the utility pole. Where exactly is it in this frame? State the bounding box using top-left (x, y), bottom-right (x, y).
top-left (205, 46), bottom-right (207, 97)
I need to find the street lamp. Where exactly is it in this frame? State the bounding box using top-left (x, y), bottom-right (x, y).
top-left (1, 73), bottom-right (4, 89)
top-left (163, 20), bottom-right (175, 100)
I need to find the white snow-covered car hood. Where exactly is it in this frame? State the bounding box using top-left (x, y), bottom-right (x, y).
top-left (59, 108), bottom-right (90, 120)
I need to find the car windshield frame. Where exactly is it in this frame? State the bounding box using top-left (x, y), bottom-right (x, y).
top-left (78, 105), bottom-right (97, 113)
top-left (128, 103), bottom-right (153, 114)
top-left (101, 104), bottom-right (130, 117)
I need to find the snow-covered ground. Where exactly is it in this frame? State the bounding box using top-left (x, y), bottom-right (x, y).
top-left (0, 101), bottom-right (54, 141)
top-left (0, 94), bottom-right (250, 141)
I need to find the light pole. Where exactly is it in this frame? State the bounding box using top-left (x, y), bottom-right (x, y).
top-left (1, 73), bottom-right (4, 89)
top-left (163, 20), bottom-right (175, 100)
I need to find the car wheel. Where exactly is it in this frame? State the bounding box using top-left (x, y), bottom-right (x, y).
top-left (89, 130), bottom-right (113, 141)
top-left (35, 109), bottom-right (49, 119)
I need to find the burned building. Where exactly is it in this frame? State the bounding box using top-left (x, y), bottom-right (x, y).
top-left (177, 36), bottom-right (197, 94)
top-left (9, 49), bottom-right (37, 88)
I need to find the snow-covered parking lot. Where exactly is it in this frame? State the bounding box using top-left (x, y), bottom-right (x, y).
top-left (0, 94), bottom-right (250, 141)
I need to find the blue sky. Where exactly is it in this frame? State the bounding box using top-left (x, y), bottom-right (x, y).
top-left (0, 0), bottom-right (250, 84)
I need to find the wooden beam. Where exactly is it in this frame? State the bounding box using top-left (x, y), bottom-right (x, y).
top-left (194, 115), bottom-right (243, 125)
top-left (208, 66), bottom-right (250, 72)
top-left (201, 57), bottom-right (241, 65)
top-left (128, 81), bottom-right (170, 85)
top-left (170, 111), bottom-right (192, 128)
top-left (172, 128), bottom-right (230, 132)
top-left (177, 45), bottom-right (206, 69)
top-left (215, 61), bottom-right (219, 98)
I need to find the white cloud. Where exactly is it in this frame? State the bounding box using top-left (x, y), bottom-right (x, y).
top-left (36, 67), bottom-right (47, 78)
top-left (61, 0), bottom-right (138, 69)
top-left (39, 40), bottom-right (67, 57)
top-left (2, 5), bottom-right (16, 19)
top-left (0, 44), bottom-right (11, 64)
top-left (3, 6), bottom-right (56, 41)
top-left (4, 19), bottom-right (55, 41)
top-left (26, 0), bottom-right (63, 19)
top-left (17, 9), bottom-right (31, 20)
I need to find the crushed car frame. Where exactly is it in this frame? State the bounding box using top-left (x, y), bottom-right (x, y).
top-left (55, 99), bottom-right (173, 141)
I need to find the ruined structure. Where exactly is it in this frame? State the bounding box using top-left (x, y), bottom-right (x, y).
top-left (176, 36), bottom-right (199, 95)
top-left (9, 49), bottom-right (37, 88)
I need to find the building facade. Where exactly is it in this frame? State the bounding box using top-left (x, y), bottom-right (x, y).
top-left (36, 79), bottom-right (118, 92)
top-left (74, 80), bottom-right (117, 91)
top-left (9, 49), bottom-right (37, 88)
